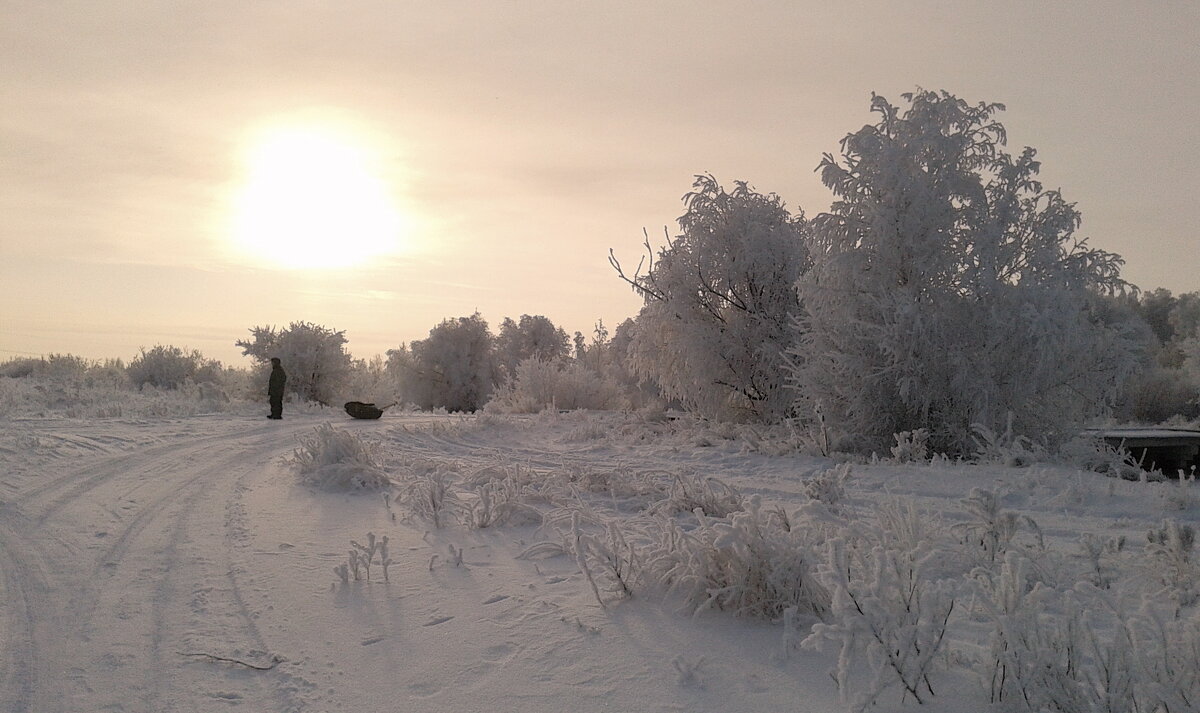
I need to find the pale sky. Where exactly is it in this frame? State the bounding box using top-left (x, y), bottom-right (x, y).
top-left (2, 1), bottom-right (1197, 365)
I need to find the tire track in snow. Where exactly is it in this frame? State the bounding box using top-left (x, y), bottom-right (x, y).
top-left (0, 525), bottom-right (53, 712)
top-left (13, 421), bottom-right (281, 525)
top-left (0, 419), bottom-right (316, 711)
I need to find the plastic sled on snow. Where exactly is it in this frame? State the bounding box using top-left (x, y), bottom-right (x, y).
top-left (343, 401), bottom-right (393, 419)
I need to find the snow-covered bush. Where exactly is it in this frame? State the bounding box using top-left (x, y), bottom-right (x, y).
top-left (459, 477), bottom-right (541, 529)
top-left (289, 423), bottom-right (390, 490)
top-left (612, 174), bottom-right (809, 422)
top-left (953, 488), bottom-right (1043, 566)
top-left (126, 344), bottom-right (223, 390)
top-left (238, 321), bottom-right (353, 405)
top-left (1146, 519), bottom-right (1198, 609)
top-left (649, 472), bottom-right (745, 518)
top-left (802, 463), bottom-right (852, 512)
top-left (570, 513), bottom-right (639, 607)
top-left (398, 459), bottom-right (461, 528)
top-left (890, 429), bottom-right (930, 463)
top-left (970, 416), bottom-right (1043, 467)
top-left (803, 502), bottom-right (956, 711)
top-left (1058, 434), bottom-right (1144, 480)
top-left (643, 495), bottom-right (830, 620)
top-left (487, 357), bottom-right (629, 413)
top-left (976, 554), bottom-right (1200, 713)
top-left (791, 89), bottom-right (1142, 456)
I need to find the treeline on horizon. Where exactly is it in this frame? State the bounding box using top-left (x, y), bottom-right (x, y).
top-left (3, 90), bottom-right (1199, 457)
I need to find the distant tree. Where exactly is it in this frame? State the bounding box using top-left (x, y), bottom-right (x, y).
top-left (237, 321), bottom-right (352, 404)
top-left (402, 313), bottom-right (499, 412)
top-left (791, 90), bottom-right (1143, 455)
top-left (573, 331), bottom-right (587, 361)
top-left (1170, 292), bottom-right (1200, 342)
top-left (611, 174), bottom-right (809, 421)
top-left (1139, 288), bottom-right (1178, 344)
top-left (494, 315), bottom-right (570, 381)
top-left (127, 345), bottom-right (221, 390)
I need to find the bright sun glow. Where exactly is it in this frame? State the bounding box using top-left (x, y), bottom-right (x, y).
top-left (229, 121), bottom-right (406, 269)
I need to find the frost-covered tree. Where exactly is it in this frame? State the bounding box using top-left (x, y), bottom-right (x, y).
top-left (612, 175), bottom-right (809, 421)
top-left (791, 90), bottom-right (1142, 455)
top-left (400, 313), bottom-right (499, 412)
top-left (237, 321), bottom-right (353, 405)
top-left (494, 314), bottom-right (570, 381)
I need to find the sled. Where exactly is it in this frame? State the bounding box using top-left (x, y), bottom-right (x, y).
top-left (343, 401), bottom-right (394, 419)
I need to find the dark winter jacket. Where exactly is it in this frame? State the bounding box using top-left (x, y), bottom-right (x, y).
top-left (268, 364), bottom-right (287, 398)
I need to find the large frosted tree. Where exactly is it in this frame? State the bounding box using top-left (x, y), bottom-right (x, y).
top-left (791, 90), bottom-right (1142, 455)
top-left (494, 314), bottom-right (570, 381)
top-left (398, 313), bottom-right (499, 412)
top-left (612, 174), bottom-right (809, 421)
top-left (237, 321), bottom-right (353, 405)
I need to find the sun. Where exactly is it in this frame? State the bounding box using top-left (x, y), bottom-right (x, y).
top-left (228, 120), bottom-right (407, 269)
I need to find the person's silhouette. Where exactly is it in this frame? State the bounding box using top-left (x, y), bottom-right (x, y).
top-left (267, 357), bottom-right (287, 419)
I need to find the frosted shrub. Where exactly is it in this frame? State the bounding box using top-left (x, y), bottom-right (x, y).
top-left (953, 488), bottom-right (1043, 566)
top-left (126, 345), bottom-right (222, 390)
top-left (976, 556), bottom-right (1133, 712)
top-left (975, 555), bottom-right (1200, 713)
top-left (570, 512), bottom-right (639, 607)
top-left (289, 423), bottom-right (390, 490)
top-left (490, 357), bottom-right (630, 413)
top-left (1146, 519), bottom-right (1198, 609)
top-left (1059, 434), bottom-right (1143, 480)
top-left (459, 477), bottom-right (541, 529)
top-left (400, 464), bottom-right (460, 528)
top-left (494, 314), bottom-right (571, 381)
top-left (802, 463), bottom-right (852, 512)
top-left (971, 418), bottom-right (1042, 467)
top-left (400, 313), bottom-right (500, 412)
top-left (1079, 533), bottom-right (1126, 589)
top-left (803, 526), bottom-right (955, 710)
top-left (890, 429), bottom-right (929, 463)
top-left (544, 462), bottom-right (662, 501)
top-left (650, 472), bottom-right (744, 518)
top-left (1162, 473), bottom-right (1200, 511)
top-left (643, 496), bottom-right (830, 620)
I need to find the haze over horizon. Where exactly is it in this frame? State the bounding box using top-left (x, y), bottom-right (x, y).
top-left (3, 1), bottom-right (1197, 366)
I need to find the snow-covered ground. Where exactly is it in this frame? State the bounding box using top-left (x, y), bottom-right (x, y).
top-left (2, 405), bottom-right (1198, 712)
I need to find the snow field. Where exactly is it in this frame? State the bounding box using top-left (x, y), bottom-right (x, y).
top-left (1, 409), bottom-right (1198, 711)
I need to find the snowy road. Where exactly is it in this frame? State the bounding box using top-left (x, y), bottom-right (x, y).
top-left (0, 417), bottom-right (321, 711)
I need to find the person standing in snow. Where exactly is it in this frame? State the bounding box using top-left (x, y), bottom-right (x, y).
top-left (267, 357), bottom-right (287, 419)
